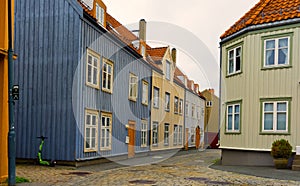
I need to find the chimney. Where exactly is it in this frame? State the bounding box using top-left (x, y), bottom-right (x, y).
top-left (208, 89), bottom-right (215, 95)
top-left (172, 48), bottom-right (177, 63)
top-left (139, 19), bottom-right (146, 41)
top-left (194, 84), bottom-right (199, 93)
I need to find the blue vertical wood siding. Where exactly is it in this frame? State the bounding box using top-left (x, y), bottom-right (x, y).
top-left (74, 19), bottom-right (152, 160)
top-left (14, 0), bottom-right (153, 161)
top-left (14, 0), bottom-right (82, 161)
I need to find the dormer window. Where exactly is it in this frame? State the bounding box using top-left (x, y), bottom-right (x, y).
top-left (96, 3), bottom-right (104, 26)
top-left (166, 61), bottom-right (171, 80)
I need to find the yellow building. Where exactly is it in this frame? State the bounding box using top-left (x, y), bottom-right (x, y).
top-left (148, 47), bottom-right (185, 151)
top-left (0, 0), bottom-right (15, 182)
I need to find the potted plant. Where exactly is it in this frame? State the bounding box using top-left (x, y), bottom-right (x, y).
top-left (271, 139), bottom-right (292, 169)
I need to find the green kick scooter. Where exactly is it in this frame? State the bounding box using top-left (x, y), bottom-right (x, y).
top-left (37, 136), bottom-right (56, 167)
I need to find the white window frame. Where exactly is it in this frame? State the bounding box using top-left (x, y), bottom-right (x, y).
top-left (179, 99), bottom-right (183, 114)
top-left (173, 125), bottom-right (178, 145)
top-left (165, 92), bottom-right (170, 112)
top-left (262, 101), bottom-right (289, 133)
top-left (164, 124), bottom-right (170, 145)
top-left (166, 61), bottom-right (171, 80)
top-left (96, 3), bottom-right (105, 26)
top-left (153, 87), bottom-right (159, 108)
top-left (129, 73), bottom-right (138, 101)
top-left (152, 122), bottom-right (158, 146)
top-left (227, 46), bottom-right (242, 75)
top-left (226, 103), bottom-right (241, 133)
top-left (142, 80), bottom-right (149, 105)
top-left (174, 96), bottom-right (179, 114)
top-left (86, 49), bottom-right (100, 88)
top-left (102, 58), bottom-right (113, 93)
top-left (190, 127), bottom-right (195, 144)
top-left (192, 104), bottom-right (195, 118)
top-left (141, 120), bottom-right (148, 147)
top-left (186, 102), bottom-right (189, 117)
top-left (100, 112), bottom-right (112, 150)
top-left (178, 126), bottom-right (183, 145)
top-left (264, 37), bottom-right (290, 67)
top-left (84, 109), bottom-right (98, 152)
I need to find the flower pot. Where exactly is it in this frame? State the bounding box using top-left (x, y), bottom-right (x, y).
top-left (273, 158), bottom-right (289, 169)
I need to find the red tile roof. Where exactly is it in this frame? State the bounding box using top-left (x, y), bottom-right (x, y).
top-left (147, 47), bottom-right (168, 62)
top-left (221, 0), bottom-right (300, 39)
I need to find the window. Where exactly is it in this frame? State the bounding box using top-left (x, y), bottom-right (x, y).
top-left (179, 99), bottom-right (183, 114)
top-left (166, 61), bottom-right (171, 80)
top-left (142, 81), bottom-right (148, 105)
top-left (174, 96), bottom-right (179, 114)
top-left (153, 87), bottom-right (159, 108)
top-left (152, 122), bottom-right (158, 146)
top-left (173, 125), bottom-right (178, 145)
top-left (226, 103), bottom-right (241, 133)
top-left (86, 49), bottom-right (100, 88)
top-left (178, 126), bottom-right (183, 145)
top-left (228, 46), bottom-right (241, 75)
top-left (141, 120), bottom-right (147, 147)
top-left (85, 109), bottom-right (98, 152)
top-left (186, 102), bottom-right (189, 116)
top-left (129, 73), bottom-right (138, 101)
top-left (164, 124), bottom-right (170, 145)
top-left (192, 104), bottom-right (195, 118)
top-left (206, 101), bottom-right (213, 107)
top-left (190, 127), bottom-right (195, 144)
top-left (102, 58), bottom-right (113, 93)
top-left (96, 3), bottom-right (105, 26)
top-left (262, 100), bottom-right (289, 133)
top-left (197, 107), bottom-right (200, 119)
top-left (101, 112), bottom-right (112, 150)
top-left (165, 92), bottom-right (170, 111)
top-left (264, 37), bottom-right (289, 67)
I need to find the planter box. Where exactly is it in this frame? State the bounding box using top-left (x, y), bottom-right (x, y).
top-left (274, 158), bottom-right (288, 169)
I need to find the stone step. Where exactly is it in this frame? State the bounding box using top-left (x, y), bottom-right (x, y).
top-left (292, 159), bottom-right (300, 165)
top-left (293, 155), bottom-right (300, 160)
top-left (292, 165), bottom-right (300, 171)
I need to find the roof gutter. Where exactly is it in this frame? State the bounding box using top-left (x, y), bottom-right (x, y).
top-left (220, 18), bottom-right (300, 45)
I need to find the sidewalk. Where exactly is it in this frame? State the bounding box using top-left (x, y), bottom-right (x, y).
top-left (210, 161), bottom-right (300, 182)
top-left (9, 149), bottom-right (300, 185)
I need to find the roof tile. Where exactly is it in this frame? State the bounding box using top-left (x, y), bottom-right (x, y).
top-left (221, 0), bottom-right (300, 39)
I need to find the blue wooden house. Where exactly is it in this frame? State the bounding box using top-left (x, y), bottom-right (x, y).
top-left (14, 0), bottom-right (152, 164)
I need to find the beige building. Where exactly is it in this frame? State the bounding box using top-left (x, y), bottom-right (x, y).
top-left (220, 0), bottom-right (300, 165)
top-left (148, 47), bottom-right (185, 151)
top-left (201, 89), bottom-right (219, 148)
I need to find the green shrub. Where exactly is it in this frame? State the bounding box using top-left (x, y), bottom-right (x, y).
top-left (271, 139), bottom-right (292, 159)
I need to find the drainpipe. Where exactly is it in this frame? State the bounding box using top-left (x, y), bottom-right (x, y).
top-left (7, 0), bottom-right (16, 185)
top-left (218, 43), bottom-right (222, 147)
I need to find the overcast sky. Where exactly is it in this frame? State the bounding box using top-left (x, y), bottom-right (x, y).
top-left (102, 0), bottom-right (259, 93)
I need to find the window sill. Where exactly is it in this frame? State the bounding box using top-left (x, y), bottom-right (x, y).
top-left (102, 88), bottom-right (113, 94)
top-left (261, 65), bottom-right (292, 71)
top-left (153, 106), bottom-right (159, 109)
top-left (226, 71), bottom-right (242, 78)
top-left (165, 109), bottom-right (170, 112)
top-left (141, 145), bottom-right (147, 148)
top-left (100, 148), bottom-right (112, 151)
top-left (142, 102), bottom-right (148, 106)
top-left (84, 149), bottom-right (98, 153)
top-left (86, 82), bottom-right (100, 90)
top-left (259, 132), bottom-right (290, 135)
top-left (152, 144), bottom-right (158, 147)
top-left (224, 131), bottom-right (241, 135)
top-left (129, 97), bottom-right (137, 102)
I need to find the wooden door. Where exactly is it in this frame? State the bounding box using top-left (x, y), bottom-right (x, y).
top-left (128, 121), bottom-right (136, 158)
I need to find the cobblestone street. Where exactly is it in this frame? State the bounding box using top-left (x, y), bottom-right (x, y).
top-left (7, 149), bottom-right (299, 185)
